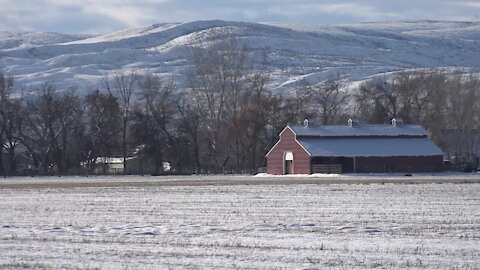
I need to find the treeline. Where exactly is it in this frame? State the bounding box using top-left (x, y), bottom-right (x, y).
top-left (1, 41), bottom-right (479, 175)
top-left (0, 41), bottom-right (307, 175)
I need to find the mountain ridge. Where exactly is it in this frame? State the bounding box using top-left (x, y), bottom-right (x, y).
top-left (1, 20), bottom-right (479, 93)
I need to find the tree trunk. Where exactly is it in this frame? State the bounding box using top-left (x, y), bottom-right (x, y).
top-left (122, 119), bottom-right (127, 175)
top-left (0, 150), bottom-right (5, 177)
top-left (7, 147), bottom-right (16, 176)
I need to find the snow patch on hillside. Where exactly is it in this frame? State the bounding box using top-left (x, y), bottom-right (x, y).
top-left (1, 20), bottom-right (480, 93)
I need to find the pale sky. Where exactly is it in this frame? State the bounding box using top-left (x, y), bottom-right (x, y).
top-left (1, 0), bottom-right (480, 34)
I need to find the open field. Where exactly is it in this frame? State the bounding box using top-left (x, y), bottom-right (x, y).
top-left (1, 173), bottom-right (480, 189)
top-left (1, 176), bottom-right (479, 269)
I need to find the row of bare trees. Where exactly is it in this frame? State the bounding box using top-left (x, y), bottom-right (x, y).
top-left (0, 42), bottom-right (308, 175)
top-left (0, 78), bottom-right (84, 175)
top-left (1, 40), bottom-right (479, 175)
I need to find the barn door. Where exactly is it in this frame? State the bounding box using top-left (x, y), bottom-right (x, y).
top-left (284, 151), bottom-right (293, 174)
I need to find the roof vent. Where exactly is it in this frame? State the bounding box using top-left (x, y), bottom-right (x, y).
top-left (348, 118), bottom-right (359, 127)
top-left (304, 119), bottom-right (309, 128)
top-left (392, 117), bottom-right (403, 127)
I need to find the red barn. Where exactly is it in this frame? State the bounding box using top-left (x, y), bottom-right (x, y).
top-left (266, 119), bottom-right (444, 174)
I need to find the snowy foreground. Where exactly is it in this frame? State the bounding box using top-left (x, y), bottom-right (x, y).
top-left (0, 176), bottom-right (479, 269)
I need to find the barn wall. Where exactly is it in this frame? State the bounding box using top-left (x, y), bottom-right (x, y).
top-left (355, 155), bottom-right (444, 173)
top-left (267, 128), bottom-right (311, 175)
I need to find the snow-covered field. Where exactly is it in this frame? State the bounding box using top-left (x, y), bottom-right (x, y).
top-left (0, 176), bottom-right (479, 269)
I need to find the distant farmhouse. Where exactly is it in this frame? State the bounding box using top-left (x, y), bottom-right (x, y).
top-left (81, 146), bottom-right (171, 175)
top-left (266, 118), bottom-right (444, 174)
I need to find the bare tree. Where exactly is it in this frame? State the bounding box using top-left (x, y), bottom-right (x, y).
top-left (235, 72), bottom-right (272, 172)
top-left (104, 70), bottom-right (137, 174)
top-left (275, 88), bottom-right (314, 128)
top-left (21, 84), bottom-right (81, 174)
top-left (354, 76), bottom-right (401, 123)
top-left (83, 89), bottom-right (122, 173)
top-left (0, 73), bottom-right (19, 175)
top-left (132, 74), bottom-right (178, 174)
top-left (188, 39), bottom-right (249, 172)
top-left (444, 72), bottom-right (480, 159)
top-left (177, 95), bottom-right (203, 173)
top-left (55, 90), bottom-right (83, 173)
top-left (302, 75), bottom-right (350, 125)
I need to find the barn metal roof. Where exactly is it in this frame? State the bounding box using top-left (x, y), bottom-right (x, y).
top-left (297, 138), bottom-right (443, 157)
top-left (290, 125), bottom-right (428, 138)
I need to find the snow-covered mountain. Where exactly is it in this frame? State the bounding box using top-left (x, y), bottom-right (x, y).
top-left (1, 20), bottom-right (480, 93)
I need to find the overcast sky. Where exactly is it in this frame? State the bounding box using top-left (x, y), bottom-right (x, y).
top-left (1, 0), bottom-right (480, 34)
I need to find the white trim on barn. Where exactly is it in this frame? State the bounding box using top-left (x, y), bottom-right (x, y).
top-left (265, 126), bottom-right (312, 157)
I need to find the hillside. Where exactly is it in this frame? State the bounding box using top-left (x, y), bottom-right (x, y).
top-left (1, 20), bottom-right (480, 93)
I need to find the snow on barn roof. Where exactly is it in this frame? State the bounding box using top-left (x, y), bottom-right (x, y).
top-left (290, 124), bottom-right (428, 137)
top-left (297, 138), bottom-right (443, 157)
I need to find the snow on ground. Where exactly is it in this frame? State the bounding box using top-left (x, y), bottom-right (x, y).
top-left (0, 176), bottom-right (479, 269)
top-left (256, 171), bottom-right (480, 178)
